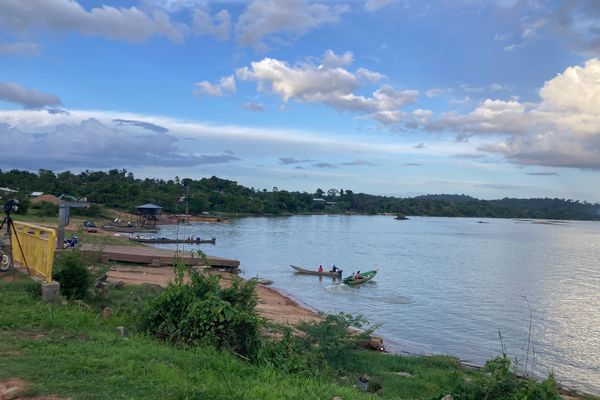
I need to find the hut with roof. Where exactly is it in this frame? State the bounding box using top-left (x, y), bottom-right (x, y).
top-left (137, 203), bottom-right (163, 228)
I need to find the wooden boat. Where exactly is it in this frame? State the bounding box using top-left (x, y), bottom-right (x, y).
top-left (343, 269), bottom-right (378, 286)
top-left (128, 237), bottom-right (216, 244)
top-left (290, 265), bottom-right (342, 277)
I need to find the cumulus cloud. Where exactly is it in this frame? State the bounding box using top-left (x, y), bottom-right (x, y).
top-left (112, 119), bottom-right (169, 133)
top-left (235, 0), bottom-right (349, 48)
top-left (356, 67), bottom-right (385, 82)
top-left (193, 7), bottom-right (231, 41)
top-left (194, 75), bottom-right (236, 97)
top-left (236, 54), bottom-right (417, 123)
top-left (0, 0), bottom-right (185, 43)
top-left (0, 82), bottom-right (61, 108)
top-left (0, 40), bottom-right (40, 57)
top-left (425, 58), bottom-right (600, 170)
top-left (321, 49), bottom-right (353, 68)
top-left (0, 117), bottom-right (239, 169)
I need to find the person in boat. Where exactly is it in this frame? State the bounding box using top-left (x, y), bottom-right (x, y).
top-left (353, 270), bottom-right (363, 280)
top-left (318, 265), bottom-right (323, 273)
top-left (330, 265), bottom-right (339, 273)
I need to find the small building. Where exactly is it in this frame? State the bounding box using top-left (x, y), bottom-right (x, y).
top-left (30, 191), bottom-right (44, 197)
top-left (137, 203), bottom-right (163, 227)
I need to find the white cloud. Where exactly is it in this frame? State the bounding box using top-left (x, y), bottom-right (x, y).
top-left (0, 40), bottom-right (40, 57)
top-left (236, 56), bottom-right (417, 123)
top-left (0, 0), bottom-right (185, 43)
top-left (321, 49), bottom-right (353, 68)
top-left (194, 75), bottom-right (236, 97)
top-left (235, 0), bottom-right (349, 48)
top-left (193, 7), bottom-right (231, 41)
top-left (425, 58), bottom-right (600, 170)
top-left (356, 67), bottom-right (384, 82)
top-left (364, 0), bottom-right (395, 12)
top-left (0, 82), bottom-right (61, 108)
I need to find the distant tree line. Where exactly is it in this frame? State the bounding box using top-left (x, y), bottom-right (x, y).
top-left (0, 169), bottom-right (599, 221)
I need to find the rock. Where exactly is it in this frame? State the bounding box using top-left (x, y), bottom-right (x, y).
top-left (394, 371), bottom-right (413, 378)
top-left (3, 386), bottom-right (20, 400)
top-left (103, 307), bottom-right (112, 319)
top-left (360, 336), bottom-right (385, 351)
top-left (441, 395), bottom-right (454, 400)
top-left (332, 397), bottom-right (343, 400)
top-left (116, 326), bottom-right (127, 337)
top-left (357, 374), bottom-right (369, 391)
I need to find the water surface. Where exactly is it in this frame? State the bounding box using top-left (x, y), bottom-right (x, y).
top-left (156, 216), bottom-right (600, 394)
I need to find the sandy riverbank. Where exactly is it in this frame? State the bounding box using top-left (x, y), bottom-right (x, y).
top-left (106, 265), bottom-right (321, 326)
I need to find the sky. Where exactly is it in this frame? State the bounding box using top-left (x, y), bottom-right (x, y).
top-left (1, 0), bottom-right (600, 201)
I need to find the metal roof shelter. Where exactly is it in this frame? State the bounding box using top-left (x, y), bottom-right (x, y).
top-left (137, 203), bottom-right (162, 227)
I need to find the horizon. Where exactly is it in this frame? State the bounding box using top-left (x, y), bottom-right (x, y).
top-left (1, 1), bottom-right (600, 201)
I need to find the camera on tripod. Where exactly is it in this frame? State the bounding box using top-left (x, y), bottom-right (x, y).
top-left (3, 199), bottom-right (19, 214)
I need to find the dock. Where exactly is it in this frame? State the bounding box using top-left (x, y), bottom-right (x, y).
top-left (80, 244), bottom-right (240, 272)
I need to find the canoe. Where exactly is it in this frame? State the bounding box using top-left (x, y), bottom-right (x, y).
top-left (343, 269), bottom-right (378, 286)
top-left (290, 265), bottom-right (343, 277)
top-left (128, 237), bottom-right (216, 244)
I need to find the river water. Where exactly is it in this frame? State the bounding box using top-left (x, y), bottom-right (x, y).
top-left (155, 215), bottom-right (600, 394)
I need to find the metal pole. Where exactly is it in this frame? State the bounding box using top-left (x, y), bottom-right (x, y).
top-left (57, 204), bottom-right (67, 250)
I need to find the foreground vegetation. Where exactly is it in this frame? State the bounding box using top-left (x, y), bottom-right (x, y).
top-left (1, 254), bottom-right (588, 400)
top-left (1, 168), bottom-right (599, 220)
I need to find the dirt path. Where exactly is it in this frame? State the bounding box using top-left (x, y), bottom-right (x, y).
top-left (107, 265), bottom-right (320, 326)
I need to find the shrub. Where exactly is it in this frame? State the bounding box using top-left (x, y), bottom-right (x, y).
top-left (52, 251), bottom-right (91, 300)
top-left (141, 264), bottom-right (262, 360)
top-left (31, 201), bottom-right (58, 217)
top-left (258, 313), bottom-right (375, 375)
top-left (444, 353), bottom-right (560, 400)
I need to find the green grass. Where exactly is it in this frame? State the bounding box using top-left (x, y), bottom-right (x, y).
top-left (0, 277), bottom-right (596, 400)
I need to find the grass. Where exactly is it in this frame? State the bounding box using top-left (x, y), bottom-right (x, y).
top-left (0, 276), bottom-right (487, 400)
top-left (1, 273), bottom-right (597, 400)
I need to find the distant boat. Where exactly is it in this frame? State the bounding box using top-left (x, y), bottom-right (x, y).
top-left (343, 269), bottom-right (378, 286)
top-left (394, 214), bottom-right (409, 220)
top-left (128, 237), bottom-right (216, 244)
top-left (290, 265), bottom-right (343, 277)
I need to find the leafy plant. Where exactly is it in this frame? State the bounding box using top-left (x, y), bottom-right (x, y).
top-left (52, 250), bottom-right (91, 300)
top-left (141, 264), bottom-right (262, 359)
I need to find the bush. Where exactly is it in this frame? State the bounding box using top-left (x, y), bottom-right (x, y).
top-left (257, 313), bottom-right (375, 375)
top-left (71, 204), bottom-right (104, 218)
top-left (445, 353), bottom-right (560, 400)
top-left (141, 264), bottom-right (262, 360)
top-left (31, 201), bottom-right (58, 217)
top-left (52, 251), bottom-right (91, 300)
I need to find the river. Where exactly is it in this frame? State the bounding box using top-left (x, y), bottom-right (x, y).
top-left (154, 215), bottom-right (600, 394)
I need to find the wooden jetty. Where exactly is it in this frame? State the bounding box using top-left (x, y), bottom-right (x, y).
top-left (128, 237), bottom-right (216, 244)
top-left (80, 244), bottom-right (239, 272)
top-left (102, 225), bottom-right (158, 233)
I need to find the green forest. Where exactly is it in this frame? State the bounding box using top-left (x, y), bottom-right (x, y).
top-left (1, 168), bottom-right (599, 220)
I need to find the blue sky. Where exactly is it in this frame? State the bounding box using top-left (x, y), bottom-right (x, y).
top-left (1, 0), bottom-right (600, 200)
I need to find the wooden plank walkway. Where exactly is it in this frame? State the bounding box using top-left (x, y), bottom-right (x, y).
top-left (80, 244), bottom-right (239, 272)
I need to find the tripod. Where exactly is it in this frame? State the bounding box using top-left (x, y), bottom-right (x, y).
top-left (0, 209), bottom-right (29, 279)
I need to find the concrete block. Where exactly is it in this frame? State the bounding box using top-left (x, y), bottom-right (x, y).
top-left (41, 281), bottom-right (61, 304)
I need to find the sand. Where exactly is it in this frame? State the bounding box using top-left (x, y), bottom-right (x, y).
top-left (106, 265), bottom-right (321, 326)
